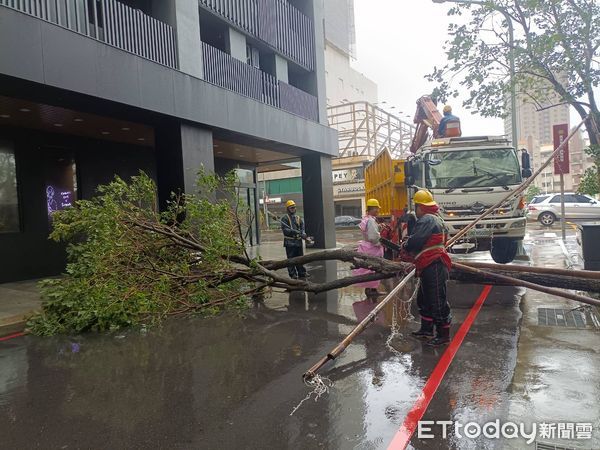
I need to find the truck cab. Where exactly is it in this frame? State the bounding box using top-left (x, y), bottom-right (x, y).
top-left (406, 136), bottom-right (528, 263)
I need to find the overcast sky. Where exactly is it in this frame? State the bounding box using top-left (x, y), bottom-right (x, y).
top-left (351, 0), bottom-right (505, 135)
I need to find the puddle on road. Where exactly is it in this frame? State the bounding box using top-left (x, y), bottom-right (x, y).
top-left (0, 256), bottom-right (530, 449)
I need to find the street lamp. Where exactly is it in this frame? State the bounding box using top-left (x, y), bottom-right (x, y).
top-left (432, 0), bottom-right (518, 149)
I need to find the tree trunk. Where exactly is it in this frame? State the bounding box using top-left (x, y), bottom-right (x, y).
top-left (450, 267), bottom-right (600, 293)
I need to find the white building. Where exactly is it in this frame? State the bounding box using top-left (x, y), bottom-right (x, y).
top-left (323, 0), bottom-right (378, 106)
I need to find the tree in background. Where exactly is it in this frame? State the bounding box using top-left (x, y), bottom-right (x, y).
top-left (577, 167), bottom-right (600, 196)
top-left (429, 0), bottom-right (600, 182)
top-left (525, 185), bottom-right (541, 202)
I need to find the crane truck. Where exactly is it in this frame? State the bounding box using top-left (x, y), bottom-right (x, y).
top-left (365, 96), bottom-right (531, 264)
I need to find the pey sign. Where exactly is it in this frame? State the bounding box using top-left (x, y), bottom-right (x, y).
top-left (553, 123), bottom-right (570, 175)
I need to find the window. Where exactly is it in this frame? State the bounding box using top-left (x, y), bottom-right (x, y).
top-left (246, 44), bottom-right (260, 68)
top-left (575, 194), bottom-right (592, 203)
top-left (426, 148), bottom-right (521, 189)
top-left (0, 142), bottom-right (19, 233)
top-left (530, 195), bottom-right (549, 204)
top-left (550, 194), bottom-right (578, 203)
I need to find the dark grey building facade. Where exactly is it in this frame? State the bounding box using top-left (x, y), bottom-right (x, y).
top-left (0, 0), bottom-right (337, 282)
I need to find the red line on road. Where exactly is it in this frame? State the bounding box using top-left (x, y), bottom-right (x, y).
top-left (0, 332), bottom-right (26, 342)
top-left (387, 284), bottom-right (493, 450)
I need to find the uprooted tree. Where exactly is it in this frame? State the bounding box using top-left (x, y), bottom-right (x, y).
top-left (28, 172), bottom-right (413, 335)
top-left (29, 172), bottom-right (600, 336)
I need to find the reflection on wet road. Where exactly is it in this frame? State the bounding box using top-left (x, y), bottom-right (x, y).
top-left (1, 225), bottom-right (598, 449)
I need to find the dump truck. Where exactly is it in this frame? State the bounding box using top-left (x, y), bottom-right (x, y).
top-left (365, 96), bottom-right (530, 264)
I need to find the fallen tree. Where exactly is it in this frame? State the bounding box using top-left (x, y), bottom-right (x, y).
top-left (451, 262), bottom-right (600, 294)
top-left (28, 172), bottom-right (600, 336)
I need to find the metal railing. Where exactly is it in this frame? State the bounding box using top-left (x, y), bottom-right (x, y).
top-left (199, 0), bottom-right (314, 71)
top-left (328, 102), bottom-right (416, 159)
top-left (0, 0), bottom-right (177, 68)
top-left (203, 41), bottom-right (267, 102)
top-left (199, 0), bottom-right (259, 37)
top-left (202, 42), bottom-right (317, 121)
top-left (279, 81), bottom-right (318, 122)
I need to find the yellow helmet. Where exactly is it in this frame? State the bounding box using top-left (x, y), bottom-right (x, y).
top-left (443, 105), bottom-right (452, 113)
top-left (413, 190), bottom-right (437, 206)
top-left (366, 198), bottom-right (381, 208)
top-left (285, 200), bottom-right (296, 208)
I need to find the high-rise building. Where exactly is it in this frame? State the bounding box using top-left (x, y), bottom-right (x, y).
top-left (323, 0), bottom-right (378, 106)
top-left (504, 86), bottom-right (582, 193)
top-left (0, 0), bottom-right (337, 282)
top-left (506, 100), bottom-right (570, 147)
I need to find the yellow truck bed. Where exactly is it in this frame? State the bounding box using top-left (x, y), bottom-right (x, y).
top-left (364, 150), bottom-right (408, 217)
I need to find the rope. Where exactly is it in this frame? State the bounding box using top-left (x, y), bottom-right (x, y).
top-left (385, 278), bottom-right (420, 356)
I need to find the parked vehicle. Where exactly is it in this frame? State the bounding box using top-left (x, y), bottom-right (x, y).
top-left (335, 215), bottom-right (361, 227)
top-left (527, 193), bottom-right (600, 226)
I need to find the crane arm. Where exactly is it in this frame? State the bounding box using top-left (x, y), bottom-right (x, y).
top-left (409, 95), bottom-right (444, 153)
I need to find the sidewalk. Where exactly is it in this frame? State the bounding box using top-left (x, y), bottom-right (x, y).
top-left (0, 232), bottom-right (353, 337)
top-left (0, 279), bottom-right (42, 337)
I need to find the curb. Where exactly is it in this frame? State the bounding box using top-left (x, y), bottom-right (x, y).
top-left (0, 311), bottom-right (36, 339)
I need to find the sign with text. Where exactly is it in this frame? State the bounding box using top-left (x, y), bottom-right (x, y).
top-left (332, 167), bottom-right (364, 183)
top-left (553, 124), bottom-right (570, 174)
top-left (333, 182), bottom-right (365, 197)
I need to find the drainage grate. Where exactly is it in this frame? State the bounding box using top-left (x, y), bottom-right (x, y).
top-left (536, 442), bottom-right (576, 450)
top-left (537, 308), bottom-right (587, 328)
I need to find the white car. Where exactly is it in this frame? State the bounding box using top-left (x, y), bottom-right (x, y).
top-left (527, 193), bottom-right (600, 226)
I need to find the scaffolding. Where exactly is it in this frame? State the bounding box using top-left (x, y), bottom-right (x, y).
top-left (328, 101), bottom-right (416, 159)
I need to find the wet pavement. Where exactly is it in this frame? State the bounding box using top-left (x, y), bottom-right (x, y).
top-left (1, 225), bottom-right (599, 449)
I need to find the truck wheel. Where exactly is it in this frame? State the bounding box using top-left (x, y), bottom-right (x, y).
top-left (490, 238), bottom-right (518, 264)
top-left (538, 211), bottom-right (556, 226)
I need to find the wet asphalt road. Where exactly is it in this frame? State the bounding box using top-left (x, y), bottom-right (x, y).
top-left (0, 224), bottom-right (598, 449)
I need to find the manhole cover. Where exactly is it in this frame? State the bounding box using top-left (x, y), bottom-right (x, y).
top-left (537, 308), bottom-right (587, 328)
top-left (536, 441), bottom-right (576, 450)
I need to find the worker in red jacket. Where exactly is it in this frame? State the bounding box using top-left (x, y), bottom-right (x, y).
top-left (402, 190), bottom-right (452, 346)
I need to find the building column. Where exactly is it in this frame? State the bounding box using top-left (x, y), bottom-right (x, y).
top-left (153, 0), bottom-right (203, 78)
top-left (301, 154), bottom-right (336, 248)
top-left (155, 121), bottom-right (214, 208)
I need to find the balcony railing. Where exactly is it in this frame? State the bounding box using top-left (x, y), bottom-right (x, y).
top-left (202, 42), bottom-right (279, 107)
top-left (202, 42), bottom-right (318, 121)
top-left (0, 0), bottom-right (177, 68)
top-left (279, 81), bottom-right (318, 122)
top-left (199, 0), bottom-right (314, 71)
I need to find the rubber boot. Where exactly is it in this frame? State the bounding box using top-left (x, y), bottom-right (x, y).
top-left (411, 319), bottom-right (434, 338)
top-left (427, 324), bottom-right (451, 346)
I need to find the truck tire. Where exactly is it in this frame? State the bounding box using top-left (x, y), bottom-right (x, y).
top-left (490, 238), bottom-right (518, 264)
top-left (538, 211), bottom-right (556, 226)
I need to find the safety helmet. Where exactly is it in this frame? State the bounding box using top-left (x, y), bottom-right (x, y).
top-left (285, 200), bottom-right (296, 208)
top-left (366, 198), bottom-right (381, 208)
top-left (413, 190), bottom-right (437, 206)
top-left (443, 105), bottom-right (452, 113)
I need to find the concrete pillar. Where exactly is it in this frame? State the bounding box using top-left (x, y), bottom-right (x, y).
top-left (155, 121), bottom-right (214, 208)
top-left (227, 27), bottom-right (247, 62)
top-left (305, 0), bottom-right (327, 125)
top-left (274, 54), bottom-right (289, 83)
top-left (152, 0), bottom-right (203, 78)
top-left (301, 154), bottom-right (336, 248)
